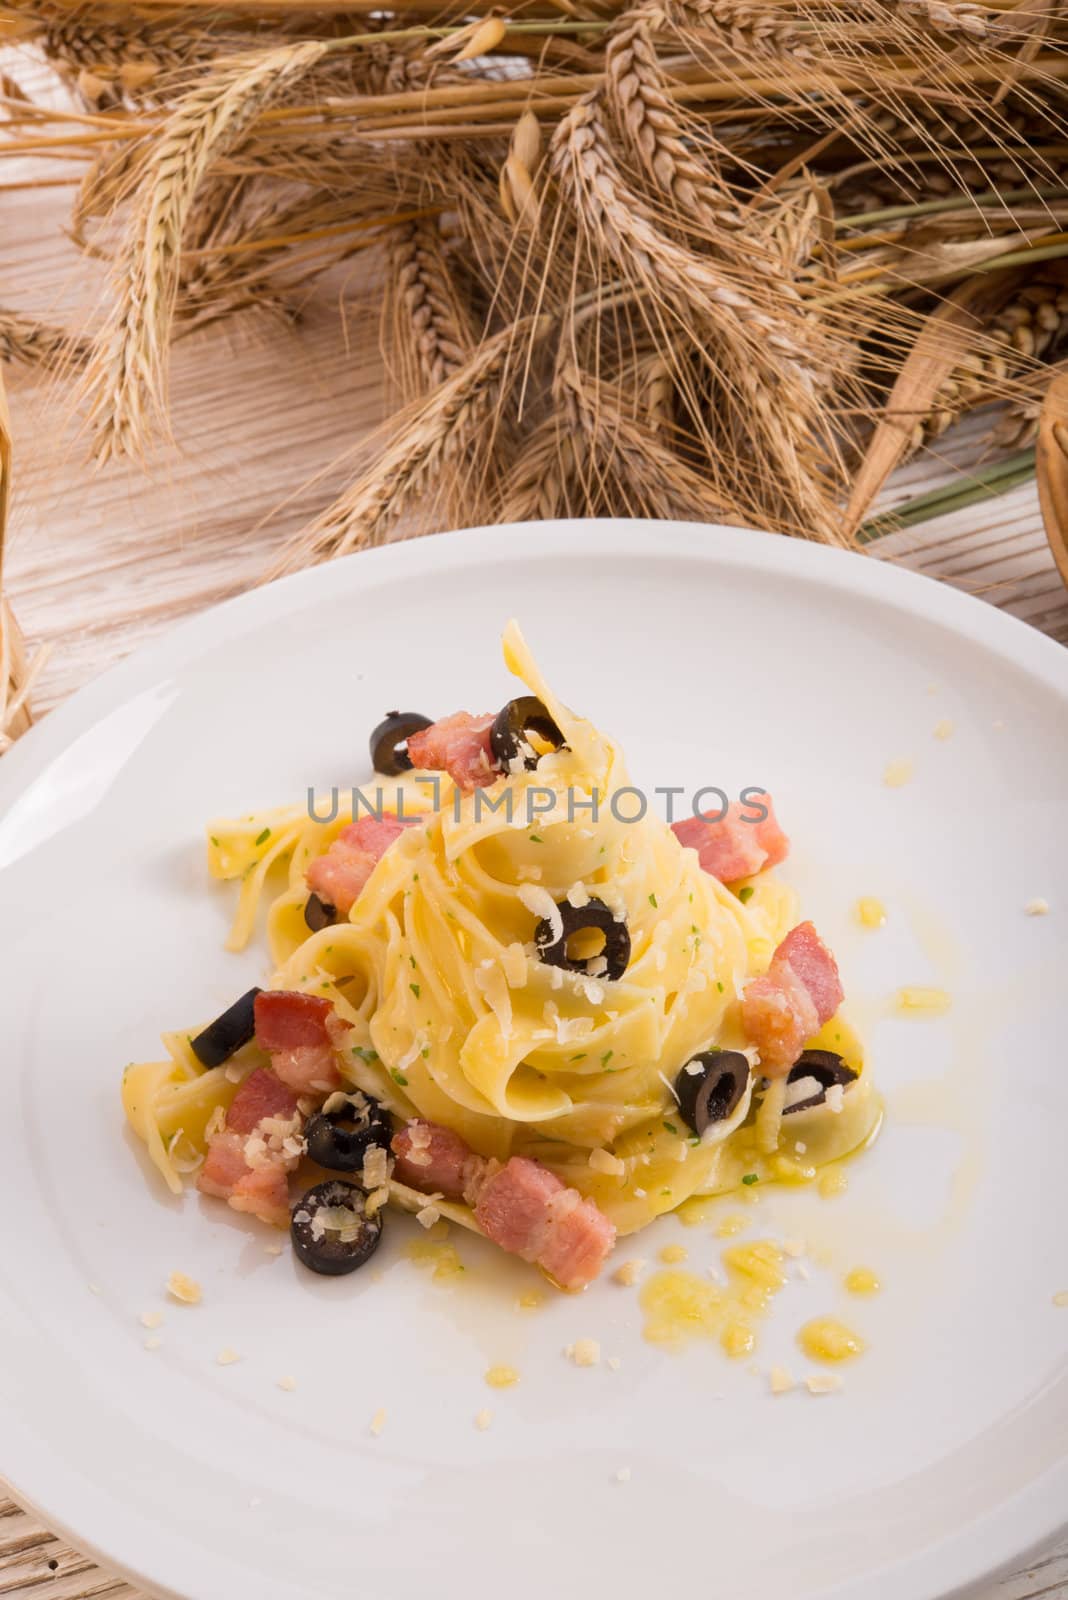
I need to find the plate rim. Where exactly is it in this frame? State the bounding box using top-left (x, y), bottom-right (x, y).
top-left (1, 518), bottom-right (1065, 1600)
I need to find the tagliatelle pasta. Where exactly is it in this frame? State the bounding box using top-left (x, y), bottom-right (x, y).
top-left (122, 622), bottom-right (881, 1278)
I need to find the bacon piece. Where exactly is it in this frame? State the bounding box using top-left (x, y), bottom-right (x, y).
top-left (672, 795), bottom-right (790, 884)
top-left (475, 1157), bottom-right (617, 1290)
top-left (392, 1120), bottom-right (485, 1202)
top-left (406, 712), bottom-right (497, 792)
top-left (741, 921), bottom-right (844, 1076)
top-left (225, 1065), bottom-right (300, 1134)
top-left (196, 1067), bottom-right (302, 1228)
top-left (254, 990), bottom-right (344, 1094)
top-left (306, 812), bottom-right (419, 916)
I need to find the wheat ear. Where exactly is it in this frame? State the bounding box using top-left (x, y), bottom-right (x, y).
top-left (275, 314), bottom-right (552, 573)
top-left (388, 217), bottom-right (478, 401)
top-left (551, 92), bottom-right (820, 389)
top-left (1, 309), bottom-right (91, 373)
top-left (84, 39), bottom-right (329, 464)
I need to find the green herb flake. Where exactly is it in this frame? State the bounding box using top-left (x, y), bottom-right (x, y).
top-left (410, 982), bottom-right (421, 999)
top-left (663, 1120), bottom-right (678, 1135)
top-left (210, 835), bottom-right (220, 848)
top-left (569, 1052), bottom-right (587, 1062)
top-left (741, 1172), bottom-right (759, 1186)
top-left (648, 893), bottom-right (658, 909)
top-left (391, 1069), bottom-right (409, 1087)
top-left (738, 885), bottom-right (755, 904)
top-left (660, 1187), bottom-right (672, 1196)
top-left (689, 1135), bottom-right (701, 1147)
top-left (255, 827), bottom-right (271, 846)
top-left (421, 1047), bottom-right (430, 1059)
top-left (409, 955), bottom-right (417, 969)
top-left (351, 1046), bottom-right (379, 1063)
top-left (717, 981), bottom-right (725, 993)
top-left (529, 833), bottom-right (544, 844)
top-left (601, 1050), bottom-right (614, 1067)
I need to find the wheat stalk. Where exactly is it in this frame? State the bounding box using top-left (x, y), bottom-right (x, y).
top-left (499, 415), bottom-right (584, 522)
top-left (0, 365), bottom-right (47, 752)
top-left (83, 38), bottom-right (330, 464)
top-left (276, 314), bottom-right (552, 572)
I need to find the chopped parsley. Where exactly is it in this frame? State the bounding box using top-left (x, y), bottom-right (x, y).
top-left (570, 1052), bottom-right (587, 1062)
top-left (738, 885), bottom-right (755, 904)
top-left (529, 834), bottom-right (544, 844)
top-left (741, 1172), bottom-right (759, 1186)
top-left (648, 892), bottom-right (658, 909)
top-left (391, 1069), bottom-right (409, 1087)
top-left (255, 827), bottom-right (271, 846)
top-left (716, 981), bottom-right (724, 993)
top-left (409, 955), bottom-right (417, 969)
top-left (210, 835), bottom-right (220, 848)
top-left (421, 1046), bottom-right (430, 1059)
top-left (351, 1046), bottom-right (379, 1063)
top-left (601, 1050), bottom-right (614, 1067)
top-left (663, 1120), bottom-right (678, 1135)
top-left (410, 982), bottom-right (421, 999)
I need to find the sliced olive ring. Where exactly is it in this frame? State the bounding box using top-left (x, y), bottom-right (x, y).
top-left (370, 710), bottom-right (433, 776)
top-left (782, 1049), bottom-right (858, 1114)
top-left (305, 1091), bottom-right (391, 1173)
top-left (675, 1050), bottom-right (750, 1135)
top-left (490, 695), bottom-right (568, 772)
top-left (304, 892), bottom-right (337, 933)
top-left (291, 1180), bottom-right (383, 1276)
top-left (191, 986), bottom-right (262, 1069)
top-left (534, 897), bottom-right (630, 982)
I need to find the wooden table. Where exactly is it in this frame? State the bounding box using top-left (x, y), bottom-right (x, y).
top-left (2, 67), bottom-right (1066, 1600)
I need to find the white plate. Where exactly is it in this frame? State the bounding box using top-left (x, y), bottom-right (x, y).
top-left (1, 521), bottom-right (1065, 1600)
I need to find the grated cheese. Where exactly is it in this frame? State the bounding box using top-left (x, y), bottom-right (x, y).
top-left (566, 882), bottom-right (591, 908)
top-left (143, 1336), bottom-right (162, 1352)
top-left (825, 1083), bottom-right (845, 1114)
top-left (614, 1467), bottom-right (632, 1484)
top-left (264, 1242), bottom-right (284, 1256)
top-left (502, 942), bottom-right (528, 987)
top-left (1053, 1290), bottom-right (1068, 1307)
top-left (517, 883), bottom-right (562, 942)
top-left (606, 1356), bottom-right (622, 1372)
top-left (769, 1366), bottom-right (795, 1395)
top-left (140, 1310), bottom-right (163, 1330)
top-left (883, 759), bottom-right (914, 787)
top-left (277, 1375), bottom-right (297, 1392)
top-left (369, 1408), bottom-right (387, 1437)
top-left (1025, 898), bottom-right (1050, 916)
top-left (475, 1409), bottom-right (494, 1431)
top-left (589, 1148), bottom-right (625, 1177)
top-left (166, 1272), bottom-right (202, 1305)
top-left (805, 1373), bottom-right (843, 1395)
top-left (217, 1348), bottom-right (241, 1366)
top-left (613, 1259), bottom-right (645, 1287)
top-left (416, 1204), bottom-right (442, 1229)
top-left (566, 1338), bottom-right (601, 1367)
top-left (475, 959), bottom-right (514, 1039)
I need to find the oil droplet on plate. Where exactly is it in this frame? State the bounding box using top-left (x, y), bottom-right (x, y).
top-left (844, 1267), bottom-right (881, 1296)
top-left (855, 896), bottom-right (887, 930)
top-left (895, 986), bottom-right (952, 1017)
top-left (484, 1364), bottom-right (520, 1389)
top-left (798, 1317), bottom-right (866, 1363)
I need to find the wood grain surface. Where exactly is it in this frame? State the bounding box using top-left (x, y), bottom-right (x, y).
top-left (1, 51), bottom-right (1066, 1600)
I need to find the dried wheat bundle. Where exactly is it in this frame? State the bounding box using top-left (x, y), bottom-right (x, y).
top-left (0, 368), bottom-right (48, 753)
top-left (0, 0), bottom-right (1066, 581)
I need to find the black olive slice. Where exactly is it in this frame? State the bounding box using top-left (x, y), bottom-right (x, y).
top-left (191, 987), bottom-right (262, 1069)
top-left (490, 695), bottom-right (568, 772)
top-left (305, 1091), bottom-right (391, 1173)
top-left (370, 710), bottom-right (433, 776)
top-left (304, 892), bottom-right (337, 933)
top-left (782, 1049), bottom-right (858, 1114)
top-left (675, 1050), bottom-right (750, 1135)
top-left (291, 1180), bottom-right (383, 1276)
top-left (534, 897), bottom-right (630, 982)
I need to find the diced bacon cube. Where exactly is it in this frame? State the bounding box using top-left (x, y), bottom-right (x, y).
top-left (475, 1157), bottom-right (562, 1259)
top-left (254, 991), bottom-right (343, 1094)
top-left (392, 1120), bottom-right (484, 1202)
top-left (306, 812), bottom-right (420, 916)
top-left (742, 921), bottom-right (844, 1075)
top-left (672, 795), bottom-right (790, 884)
top-left (225, 1067), bottom-right (299, 1135)
top-left (538, 1190), bottom-right (617, 1292)
top-left (406, 712), bottom-right (497, 792)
